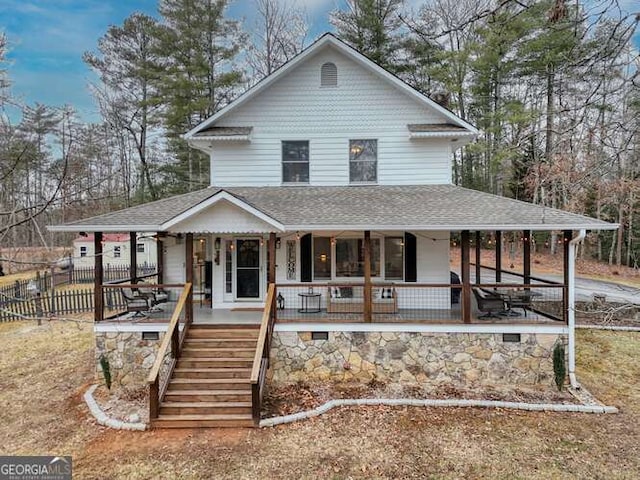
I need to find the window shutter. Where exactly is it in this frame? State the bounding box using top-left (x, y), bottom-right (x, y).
top-left (300, 234), bottom-right (312, 282)
top-left (404, 232), bottom-right (417, 282)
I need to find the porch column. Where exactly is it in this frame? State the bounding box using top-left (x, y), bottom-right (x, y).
top-left (156, 233), bottom-right (165, 284)
top-left (523, 230), bottom-right (531, 286)
top-left (495, 231), bottom-right (502, 283)
top-left (129, 231), bottom-right (137, 281)
top-left (268, 232), bottom-right (276, 284)
top-left (363, 230), bottom-right (372, 323)
top-left (475, 231), bottom-right (481, 284)
top-left (185, 233), bottom-right (194, 325)
top-left (461, 230), bottom-right (471, 323)
top-left (563, 230), bottom-right (571, 324)
top-left (94, 232), bottom-right (104, 323)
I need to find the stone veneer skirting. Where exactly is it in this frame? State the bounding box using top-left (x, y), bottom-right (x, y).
top-left (95, 330), bottom-right (165, 387)
top-left (270, 331), bottom-right (565, 386)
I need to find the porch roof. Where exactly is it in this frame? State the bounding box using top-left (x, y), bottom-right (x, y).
top-left (48, 184), bottom-right (617, 233)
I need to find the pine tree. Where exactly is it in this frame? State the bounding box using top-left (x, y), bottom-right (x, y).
top-left (152, 0), bottom-right (245, 193)
top-left (330, 0), bottom-right (404, 71)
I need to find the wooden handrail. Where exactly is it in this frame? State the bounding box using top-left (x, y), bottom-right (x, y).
top-left (103, 283), bottom-right (185, 289)
top-left (251, 283), bottom-right (276, 384)
top-left (147, 283), bottom-right (192, 384)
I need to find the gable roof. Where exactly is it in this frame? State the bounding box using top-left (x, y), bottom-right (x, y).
top-left (49, 185), bottom-right (616, 233)
top-left (184, 33), bottom-right (479, 140)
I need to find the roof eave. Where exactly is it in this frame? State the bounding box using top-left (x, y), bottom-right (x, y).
top-left (282, 224), bottom-right (619, 232)
top-left (47, 224), bottom-right (161, 233)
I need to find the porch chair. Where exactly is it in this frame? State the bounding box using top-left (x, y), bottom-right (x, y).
top-left (134, 281), bottom-right (169, 311)
top-left (472, 288), bottom-right (506, 319)
top-left (121, 287), bottom-right (153, 317)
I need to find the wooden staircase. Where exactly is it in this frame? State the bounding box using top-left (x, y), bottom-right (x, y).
top-left (151, 324), bottom-right (260, 428)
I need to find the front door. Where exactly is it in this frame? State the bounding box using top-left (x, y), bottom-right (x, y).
top-left (235, 239), bottom-right (261, 299)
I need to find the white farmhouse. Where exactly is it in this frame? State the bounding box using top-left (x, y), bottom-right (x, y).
top-left (49, 34), bottom-right (616, 428)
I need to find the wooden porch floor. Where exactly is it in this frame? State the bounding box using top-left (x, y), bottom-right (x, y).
top-left (103, 303), bottom-right (560, 326)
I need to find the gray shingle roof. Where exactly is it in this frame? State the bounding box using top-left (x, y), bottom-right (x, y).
top-left (192, 126), bottom-right (252, 138)
top-left (407, 124), bottom-right (469, 132)
top-left (49, 184), bottom-right (616, 232)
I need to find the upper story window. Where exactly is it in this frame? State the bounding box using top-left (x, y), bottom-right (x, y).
top-left (282, 140), bottom-right (309, 183)
top-left (137, 243), bottom-right (145, 253)
top-left (79, 246), bottom-right (87, 257)
top-left (320, 62), bottom-right (337, 87)
top-left (349, 139), bottom-right (377, 183)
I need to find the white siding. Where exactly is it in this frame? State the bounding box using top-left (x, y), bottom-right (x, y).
top-left (164, 240), bottom-right (186, 285)
top-left (169, 200), bottom-right (276, 233)
top-left (209, 47), bottom-right (454, 186)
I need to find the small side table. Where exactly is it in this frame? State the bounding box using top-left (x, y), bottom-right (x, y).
top-left (298, 292), bottom-right (321, 313)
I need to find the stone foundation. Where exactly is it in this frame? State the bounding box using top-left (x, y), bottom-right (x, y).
top-left (270, 331), bottom-right (565, 387)
top-left (95, 330), bottom-right (165, 388)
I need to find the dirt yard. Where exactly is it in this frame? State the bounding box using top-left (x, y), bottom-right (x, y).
top-left (1, 320), bottom-right (639, 479)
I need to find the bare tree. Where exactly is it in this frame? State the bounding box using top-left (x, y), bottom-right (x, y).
top-left (246, 0), bottom-right (308, 80)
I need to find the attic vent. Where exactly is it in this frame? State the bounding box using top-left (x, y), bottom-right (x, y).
top-left (321, 62), bottom-right (337, 87)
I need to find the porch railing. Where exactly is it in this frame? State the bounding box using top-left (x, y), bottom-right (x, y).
top-left (273, 281), bottom-right (566, 324)
top-left (147, 282), bottom-right (192, 421)
top-left (251, 283), bottom-right (276, 425)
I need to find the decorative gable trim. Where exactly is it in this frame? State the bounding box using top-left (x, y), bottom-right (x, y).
top-left (184, 34), bottom-right (480, 140)
top-left (160, 190), bottom-right (285, 232)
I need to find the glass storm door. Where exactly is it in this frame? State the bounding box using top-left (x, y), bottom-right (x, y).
top-left (235, 239), bottom-right (261, 299)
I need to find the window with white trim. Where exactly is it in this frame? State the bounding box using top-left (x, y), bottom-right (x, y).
top-left (113, 246), bottom-right (121, 258)
top-left (313, 237), bottom-right (331, 279)
top-left (349, 139), bottom-right (377, 183)
top-left (80, 246), bottom-right (87, 257)
top-left (282, 141), bottom-right (309, 183)
top-left (335, 238), bottom-right (380, 277)
top-left (137, 243), bottom-right (145, 253)
top-left (384, 237), bottom-right (404, 280)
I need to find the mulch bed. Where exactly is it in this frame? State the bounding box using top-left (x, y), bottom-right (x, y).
top-left (92, 384), bottom-right (148, 424)
top-left (262, 380), bottom-right (577, 418)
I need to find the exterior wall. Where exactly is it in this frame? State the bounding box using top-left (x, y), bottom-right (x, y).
top-left (95, 330), bottom-right (166, 387)
top-left (164, 238), bottom-right (186, 285)
top-left (169, 200), bottom-right (275, 234)
top-left (270, 331), bottom-right (564, 387)
top-left (210, 48), bottom-right (453, 186)
top-left (74, 238), bottom-right (157, 268)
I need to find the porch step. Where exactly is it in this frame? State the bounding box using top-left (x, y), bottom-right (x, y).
top-left (164, 389), bottom-right (252, 402)
top-left (181, 347), bottom-right (256, 358)
top-left (184, 338), bottom-right (258, 348)
top-left (151, 414), bottom-right (254, 428)
top-left (172, 368), bottom-right (252, 379)
top-left (177, 357), bottom-right (254, 369)
top-left (188, 328), bottom-right (259, 339)
top-left (167, 378), bottom-right (251, 390)
top-left (160, 401), bottom-right (252, 416)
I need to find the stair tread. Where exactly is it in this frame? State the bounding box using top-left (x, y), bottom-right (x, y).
top-left (174, 368), bottom-right (252, 372)
top-left (165, 389), bottom-right (252, 395)
top-left (171, 378), bottom-right (250, 383)
top-left (157, 414), bottom-right (253, 420)
top-left (178, 356), bottom-right (253, 362)
top-left (161, 401), bottom-right (252, 407)
top-left (183, 347), bottom-right (256, 351)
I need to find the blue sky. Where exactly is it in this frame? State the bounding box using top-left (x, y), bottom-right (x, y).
top-left (1, 0), bottom-right (638, 123)
top-left (1, 0), bottom-right (336, 122)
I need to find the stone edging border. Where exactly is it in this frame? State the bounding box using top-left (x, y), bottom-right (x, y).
top-left (577, 324), bottom-right (640, 332)
top-left (259, 397), bottom-right (619, 427)
top-left (83, 384), bottom-right (147, 431)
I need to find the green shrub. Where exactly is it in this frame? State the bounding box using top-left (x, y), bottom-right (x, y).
top-left (99, 355), bottom-right (112, 390)
top-left (553, 343), bottom-right (566, 391)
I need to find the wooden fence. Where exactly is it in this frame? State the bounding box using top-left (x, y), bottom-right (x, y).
top-left (0, 288), bottom-right (126, 322)
top-left (72, 264), bottom-right (156, 284)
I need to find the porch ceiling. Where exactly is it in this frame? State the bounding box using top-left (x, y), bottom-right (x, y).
top-left (47, 184), bottom-right (616, 233)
